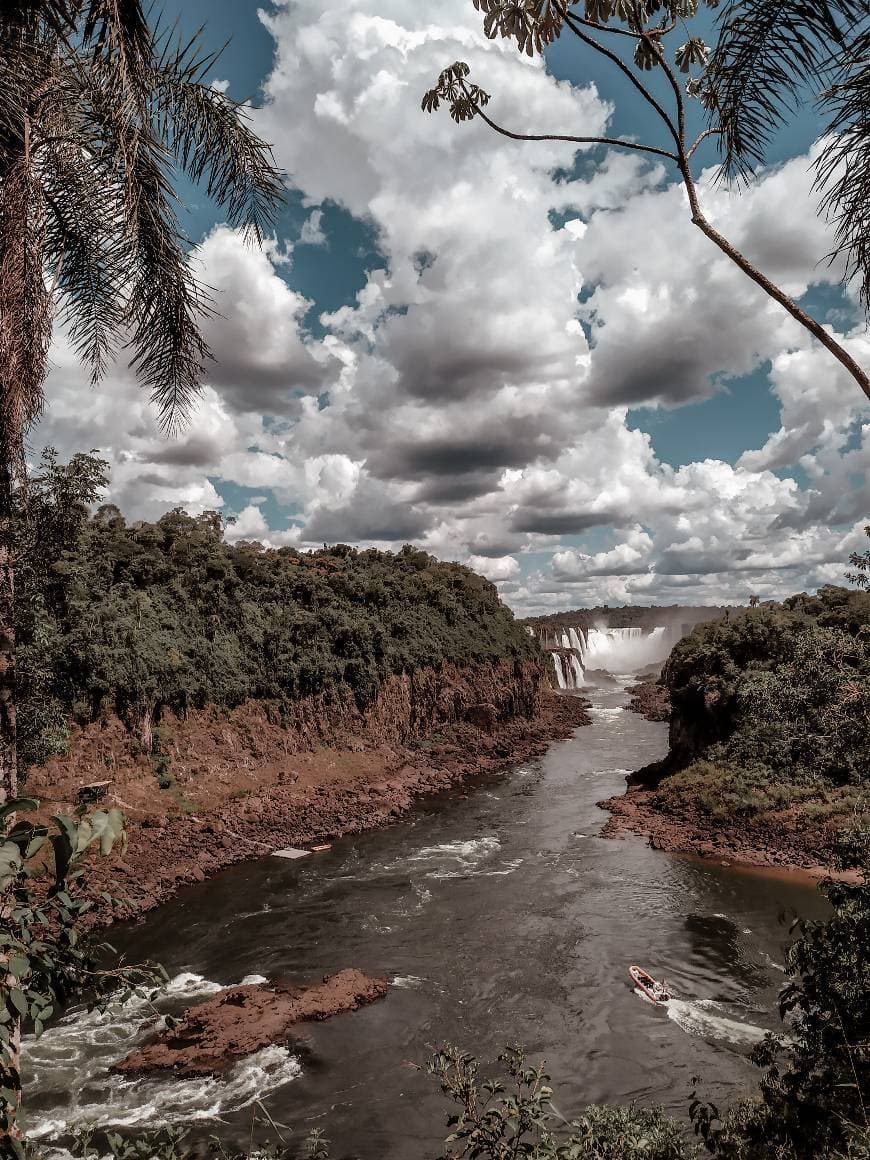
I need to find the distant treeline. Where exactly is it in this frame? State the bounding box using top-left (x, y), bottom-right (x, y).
top-left (523, 604), bottom-right (730, 634)
top-left (17, 451), bottom-right (538, 775)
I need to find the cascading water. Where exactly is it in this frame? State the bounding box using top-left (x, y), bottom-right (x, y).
top-left (550, 653), bottom-right (567, 690)
top-left (543, 623), bottom-right (681, 690)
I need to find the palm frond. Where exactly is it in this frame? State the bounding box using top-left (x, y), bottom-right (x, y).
top-left (148, 29), bottom-right (285, 243)
top-left (41, 139), bottom-right (127, 382)
top-left (80, 0), bottom-right (153, 80)
top-left (817, 20), bottom-right (870, 310)
top-left (121, 134), bottom-right (213, 432)
top-left (707, 0), bottom-right (868, 181)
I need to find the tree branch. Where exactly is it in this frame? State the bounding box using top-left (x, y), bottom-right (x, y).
top-left (687, 127), bottom-right (722, 160)
top-left (557, 5), bottom-right (682, 151)
top-left (680, 166), bottom-right (870, 402)
top-left (470, 97), bottom-right (677, 162)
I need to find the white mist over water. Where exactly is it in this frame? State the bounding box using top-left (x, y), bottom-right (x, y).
top-left (545, 625), bottom-right (680, 690)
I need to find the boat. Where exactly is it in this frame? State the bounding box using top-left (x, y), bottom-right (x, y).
top-left (629, 965), bottom-right (671, 1003)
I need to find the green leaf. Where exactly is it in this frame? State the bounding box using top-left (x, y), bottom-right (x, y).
top-left (0, 841), bottom-right (22, 890)
top-left (7, 955), bottom-right (29, 979)
top-left (9, 989), bottom-right (27, 1017)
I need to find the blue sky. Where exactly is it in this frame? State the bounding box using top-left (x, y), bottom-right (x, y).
top-left (40, 0), bottom-right (870, 611)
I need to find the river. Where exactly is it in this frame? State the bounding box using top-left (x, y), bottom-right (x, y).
top-left (24, 681), bottom-right (828, 1158)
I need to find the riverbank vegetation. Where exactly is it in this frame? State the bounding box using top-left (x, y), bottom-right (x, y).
top-left (635, 579), bottom-right (870, 861)
top-left (16, 451), bottom-right (539, 781)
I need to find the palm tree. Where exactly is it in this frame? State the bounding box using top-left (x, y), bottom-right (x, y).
top-left (0, 0), bottom-right (285, 808)
top-left (423, 0), bottom-right (870, 402)
top-left (706, 1), bottom-right (870, 312)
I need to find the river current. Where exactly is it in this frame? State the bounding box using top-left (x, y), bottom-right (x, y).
top-left (24, 681), bottom-right (828, 1157)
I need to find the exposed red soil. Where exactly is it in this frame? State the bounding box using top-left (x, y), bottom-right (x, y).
top-left (599, 784), bottom-right (849, 877)
top-left (24, 662), bottom-right (590, 924)
top-left (114, 969), bottom-right (388, 1078)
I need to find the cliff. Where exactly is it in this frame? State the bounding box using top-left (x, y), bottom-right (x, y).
top-left (601, 587), bottom-right (870, 870)
top-left (26, 659), bottom-right (590, 921)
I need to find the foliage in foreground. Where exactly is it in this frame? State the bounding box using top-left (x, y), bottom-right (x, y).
top-left (16, 450), bottom-right (538, 777)
top-left (1, 799), bottom-right (162, 1150)
top-left (427, 1045), bottom-right (691, 1159)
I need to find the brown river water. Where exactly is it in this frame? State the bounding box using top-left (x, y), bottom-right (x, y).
top-left (23, 680), bottom-right (828, 1158)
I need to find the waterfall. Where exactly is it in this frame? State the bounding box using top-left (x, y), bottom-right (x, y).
top-left (581, 625), bottom-right (676, 674)
top-left (546, 622), bottom-right (681, 690)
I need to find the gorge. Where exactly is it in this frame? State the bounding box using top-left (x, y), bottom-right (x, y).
top-left (22, 669), bottom-right (829, 1159)
top-left (14, 464), bottom-right (866, 1159)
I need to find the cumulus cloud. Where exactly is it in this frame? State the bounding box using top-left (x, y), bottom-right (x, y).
top-left (35, 0), bottom-right (870, 614)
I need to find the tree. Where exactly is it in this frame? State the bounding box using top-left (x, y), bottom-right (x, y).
top-left (423, 1), bottom-right (870, 403)
top-left (847, 525), bottom-right (870, 590)
top-left (0, 1), bottom-right (285, 808)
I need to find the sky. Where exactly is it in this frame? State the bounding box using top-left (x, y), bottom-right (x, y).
top-left (37, 0), bottom-right (870, 614)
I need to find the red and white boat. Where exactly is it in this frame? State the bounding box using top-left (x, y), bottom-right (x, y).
top-left (629, 965), bottom-right (671, 1003)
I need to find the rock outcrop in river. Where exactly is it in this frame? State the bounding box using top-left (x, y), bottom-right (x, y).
top-left (114, 969), bottom-right (388, 1078)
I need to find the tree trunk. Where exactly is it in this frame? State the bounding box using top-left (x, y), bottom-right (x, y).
top-left (0, 459), bottom-right (16, 809)
top-left (679, 162), bottom-right (870, 404)
top-left (141, 703), bottom-right (153, 755)
top-left (0, 460), bottom-right (20, 1144)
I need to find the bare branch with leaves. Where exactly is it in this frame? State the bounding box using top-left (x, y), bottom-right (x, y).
top-left (423, 0), bottom-right (870, 404)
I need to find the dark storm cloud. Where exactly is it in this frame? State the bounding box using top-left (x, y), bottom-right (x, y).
top-left (370, 420), bottom-right (564, 482)
top-left (208, 358), bottom-right (330, 416)
top-left (510, 508), bottom-right (622, 535)
top-left (145, 435), bottom-right (223, 468)
top-left (385, 336), bottom-right (570, 403)
top-left (302, 495), bottom-right (430, 543)
top-left (412, 471), bottom-right (503, 504)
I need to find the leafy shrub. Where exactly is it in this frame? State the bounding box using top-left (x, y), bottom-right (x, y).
top-left (427, 1045), bottom-right (695, 1159)
top-left (16, 452), bottom-right (539, 778)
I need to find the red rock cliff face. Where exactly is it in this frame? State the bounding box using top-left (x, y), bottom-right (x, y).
top-left (25, 659), bottom-right (545, 805)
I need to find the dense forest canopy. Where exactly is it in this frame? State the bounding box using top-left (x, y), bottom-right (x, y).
top-left (16, 451), bottom-right (538, 776)
top-left (654, 585), bottom-right (870, 826)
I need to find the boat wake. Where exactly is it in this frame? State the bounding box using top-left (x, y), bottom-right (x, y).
top-left (665, 998), bottom-right (768, 1047)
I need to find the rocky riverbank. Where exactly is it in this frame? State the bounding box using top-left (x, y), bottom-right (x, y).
top-left (25, 665), bottom-right (589, 924)
top-left (600, 782), bottom-right (851, 875)
top-left (625, 680), bottom-right (671, 722)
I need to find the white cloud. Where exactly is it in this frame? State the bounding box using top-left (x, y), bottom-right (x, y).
top-left (34, 0), bottom-right (870, 614)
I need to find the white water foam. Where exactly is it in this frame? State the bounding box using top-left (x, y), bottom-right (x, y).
top-left (391, 975), bottom-right (425, 990)
top-left (665, 999), bottom-right (768, 1047)
top-left (475, 857), bottom-right (524, 878)
top-left (22, 972), bottom-right (302, 1143)
top-left (399, 836), bottom-right (502, 880)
